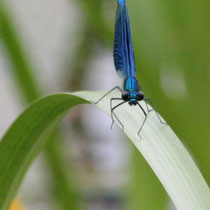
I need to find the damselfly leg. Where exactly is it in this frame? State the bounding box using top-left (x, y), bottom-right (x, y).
top-left (91, 86), bottom-right (123, 104)
top-left (110, 98), bottom-right (126, 130)
top-left (90, 86), bottom-right (126, 132)
top-left (144, 98), bottom-right (167, 125)
top-left (110, 99), bottom-right (148, 140)
top-left (137, 102), bottom-right (147, 140)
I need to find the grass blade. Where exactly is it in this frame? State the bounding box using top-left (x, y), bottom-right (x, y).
top-left (0, 91), bottom-right (209, 210)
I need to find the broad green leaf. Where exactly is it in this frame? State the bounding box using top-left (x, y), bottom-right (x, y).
top-left (0, 91), bottom-right (209, 210)
top-left (0, 94), bottom-right (85, 210)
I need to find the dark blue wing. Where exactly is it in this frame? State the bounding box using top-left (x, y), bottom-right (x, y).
top-left (113, 0), bottom-right (136, 79)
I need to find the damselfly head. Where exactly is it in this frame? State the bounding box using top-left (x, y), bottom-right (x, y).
top-left (122, 90), bottom-right (144, 106)
top-left (128, 100), bottom-right (138, 106)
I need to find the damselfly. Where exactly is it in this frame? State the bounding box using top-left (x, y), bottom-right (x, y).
top-left (94, 0), bottom-right (166, 138)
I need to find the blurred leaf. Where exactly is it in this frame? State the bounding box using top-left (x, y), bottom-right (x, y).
top-left (0, 91), bottom-right (209, 210)
top-left (76, 0), bottom-right (113, 44)
top-left (128, 0), bottom-right (210, 186)
top-left (44, 134), bottom-right (82, 210)
top-left (126, 0), bottom-right (210, 206)
top-left (66, 26), bottom-right (96, 91)
top-left (0, 2), bottom-right (82, 210)
top-left (0, 3), bottom-right (40, 103)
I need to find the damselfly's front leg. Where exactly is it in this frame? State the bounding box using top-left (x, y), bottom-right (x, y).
top-left (90, 86), bottom-right (123, 104)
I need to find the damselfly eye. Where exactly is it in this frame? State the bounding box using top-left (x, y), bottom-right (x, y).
top-left (122, 91), bottom-right (129, 100)
top-left (137, 91), bottom-right (144, 100)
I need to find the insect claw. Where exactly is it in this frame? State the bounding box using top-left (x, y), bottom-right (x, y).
top-left (138, 134), bottom-right (143, 141)
top-left (111, 120), bottom-right (115, 130)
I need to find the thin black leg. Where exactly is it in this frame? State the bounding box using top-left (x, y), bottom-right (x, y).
top-left (144, 98), bottom-right (167, 125)
top-left (90, 86), bottom-right (123, 104)
top-left (110, 98), bottom-right (123, 124)
top-left (110, 98), bottom-right (127, 130)
top-left (137, 102), bottom-right (147, 140)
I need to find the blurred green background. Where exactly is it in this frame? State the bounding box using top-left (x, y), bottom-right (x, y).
top-left (0, 0), bottom-right (209, 209)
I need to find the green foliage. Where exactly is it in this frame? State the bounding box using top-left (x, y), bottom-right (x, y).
top-left (0, 0), bottom-right (209, 210)
top-left (129, 0), bottom-right (210, 185)
top-left (0, 2), bottom-right (83, 210)
top-left (0, 94), bottom-right (85, 210)
top-left (0, 91), bottom-right (209, 210)
top-left (0, 3), bottom-right (40, 103)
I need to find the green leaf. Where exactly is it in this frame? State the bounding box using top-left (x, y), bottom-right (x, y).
top-left (0, 3), bottom-right (82, 209)
top-left (0, 2), bottom-right (41, 103)
top-left (0, 91), bottom-right (210, 210)
top-left (0, 94), bottom-right (85, 210)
